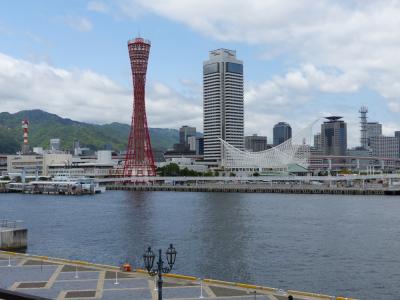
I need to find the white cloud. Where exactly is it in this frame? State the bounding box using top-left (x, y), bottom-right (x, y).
top-left (87, 1), bottom-right (109, 13)
top-left (122, 0), bottom-right (400, 115)
top-left (63, 15), bottom-right (93, 32)
top-left (244, 64), bottom-right (359, 116)
top-left (0, 53), bottom-right (202, 129)
top-left (146, 82), bottom-right (202, 128)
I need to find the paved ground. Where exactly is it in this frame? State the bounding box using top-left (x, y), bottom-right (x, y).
top-left (0, 252), bottom-right (350, 300)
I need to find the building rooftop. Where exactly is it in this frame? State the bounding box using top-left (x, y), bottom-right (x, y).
top-left (324, 116), bottom-right (343, 121)
top-left (274, 122), bottom-right (291, 127)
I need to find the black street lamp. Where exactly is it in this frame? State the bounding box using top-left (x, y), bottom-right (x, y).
top-left (143, 244), bottom-right (177, 300)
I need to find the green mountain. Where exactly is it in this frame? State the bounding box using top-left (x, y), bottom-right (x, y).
top-left (0, 110), bottom-right (179, 155)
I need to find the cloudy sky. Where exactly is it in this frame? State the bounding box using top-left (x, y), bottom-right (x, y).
top-left (1, 0), bottom-right (400, 146)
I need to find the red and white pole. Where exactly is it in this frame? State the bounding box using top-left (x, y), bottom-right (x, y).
top-left (22, 119), bottom-right (29, 148)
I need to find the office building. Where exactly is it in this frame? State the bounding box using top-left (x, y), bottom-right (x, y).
top-left (179, 126), bottom-right (196, 148)
top-left (244, 134), bottom-right (267, 152)
top-left (370, 136), bottom-right (399, 159)
top-left (203, 48), bottom-right (244, 161)
top-left (273, 122), bottom-right (292, 146)
top-left (367, 122), bottom-right (382, 147)
top-left (321, 116), bottom-right (347, 160)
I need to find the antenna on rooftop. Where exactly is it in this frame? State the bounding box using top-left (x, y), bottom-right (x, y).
top-left (359, 106), bottom-right (368, 149)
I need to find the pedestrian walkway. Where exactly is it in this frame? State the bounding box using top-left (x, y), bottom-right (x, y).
top-left (0, 251), bottom-right (355, 300)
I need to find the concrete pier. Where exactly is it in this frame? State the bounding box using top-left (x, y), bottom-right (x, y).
top-left (106, 183), bottom-right (398, 195)
top-left (0, 221), bottom-right (27, 250)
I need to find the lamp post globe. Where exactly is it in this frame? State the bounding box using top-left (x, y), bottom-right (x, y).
top-left (166, 244), bottom-right (177, 268)
top-left (143, 246), bottom-right (155, 272)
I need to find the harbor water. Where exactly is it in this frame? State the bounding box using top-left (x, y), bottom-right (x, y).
top-left (0, 191), bottom-right (399, 299)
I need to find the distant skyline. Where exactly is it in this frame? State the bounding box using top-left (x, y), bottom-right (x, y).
top-left (1, 1), bottom-right (400, 147)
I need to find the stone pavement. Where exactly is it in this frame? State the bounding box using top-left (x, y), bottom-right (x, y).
top-left (0, 251), bottom-right (354, 300)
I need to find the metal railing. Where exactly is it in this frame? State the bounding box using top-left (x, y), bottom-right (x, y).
top-left (0, 219), bottom-right (22, 228)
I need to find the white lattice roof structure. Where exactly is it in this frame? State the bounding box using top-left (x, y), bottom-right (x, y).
top-left (221, 121), bottom-right (317, 171)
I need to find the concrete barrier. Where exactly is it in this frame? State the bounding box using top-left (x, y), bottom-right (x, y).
top-left (0, 227), bottom-right (27, 250)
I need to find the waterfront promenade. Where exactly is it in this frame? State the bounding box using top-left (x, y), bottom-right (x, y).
top-left (0, 251), bottom-right (355, 300)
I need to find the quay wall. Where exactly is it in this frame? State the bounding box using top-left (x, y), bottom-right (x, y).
top-left (0, 228), bottom-right (27, 250)
top-left (106, 184), bottom-right (395, 195)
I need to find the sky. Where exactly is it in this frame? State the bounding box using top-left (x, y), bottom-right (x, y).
top-left (1, 0), bottom-right (400, 147)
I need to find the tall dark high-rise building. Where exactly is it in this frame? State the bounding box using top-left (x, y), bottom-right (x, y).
top-left (179, 126), bottom-right (196, 148)
top-left (321, 116), bottom-right (347, 160)
top-left (123, 37), bottom-right (156, 177)
top-left (273, 122), bottom-right (292, 146)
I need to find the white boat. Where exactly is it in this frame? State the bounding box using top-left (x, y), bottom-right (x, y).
top-left (53, 171), bottom-right (106, 194)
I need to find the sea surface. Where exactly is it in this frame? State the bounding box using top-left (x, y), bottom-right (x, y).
top-left (0, 191), bottom-right (399, 299)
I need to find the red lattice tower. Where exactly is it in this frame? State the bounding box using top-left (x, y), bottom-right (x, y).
top-left (123, 37), bottom-right (156, 177)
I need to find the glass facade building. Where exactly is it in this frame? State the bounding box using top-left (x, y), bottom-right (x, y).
top-left (273, 122), bottom-right (292, 146)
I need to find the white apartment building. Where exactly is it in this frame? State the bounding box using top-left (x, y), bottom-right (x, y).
top-left (203, 49), bottom-right (244, 162)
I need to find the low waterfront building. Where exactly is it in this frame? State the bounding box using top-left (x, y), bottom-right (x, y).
top-left (7, 155), bottom-right (44, 176)
top-left (6, 152), bottom-right (120, 178)
top-left (46, 151), bottom-right (119, 178)
top-left (157, 157), bottom-right (208, 173)
top-left (42, 153), bottom-right (74, 176)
